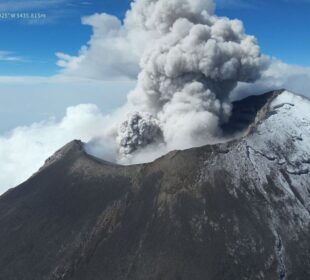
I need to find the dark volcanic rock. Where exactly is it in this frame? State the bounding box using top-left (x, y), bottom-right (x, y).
top-left (0, 90), bottom-right (309, 280)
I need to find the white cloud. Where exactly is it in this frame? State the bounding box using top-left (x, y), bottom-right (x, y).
top-left (0, 51), bottom-right (25, 62)
top-left (0, 0), bottom-right (68, 11)
top-left (232, 59), bottom-right (310, 100)
top-left (0, 74), bottom-right (122, 84)
top-left (56, 11), bottom-right (157, 80)
top-left (0, 103), bottom-right (116, 194)
top-left (56, 13), bottom-right (139, 80)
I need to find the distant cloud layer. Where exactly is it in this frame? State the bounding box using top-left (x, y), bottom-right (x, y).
top-left (0, 51), bottom-right (25, 62)
top-left (0, 0), bottom-right (68, 11)
top-left (0, 104), bottom-right (110, 193)
top-left (233, 59), bottom-right (310, 100)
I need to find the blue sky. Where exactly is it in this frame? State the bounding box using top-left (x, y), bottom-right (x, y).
top-left (0, 0), bottom-right (309, 77)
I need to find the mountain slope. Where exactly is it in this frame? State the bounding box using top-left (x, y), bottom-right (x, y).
top-left (0, 90), bottom-right (309, 280)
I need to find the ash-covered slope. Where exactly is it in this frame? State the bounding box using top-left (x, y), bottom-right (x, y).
top-left (0, 90), bottom-right (310, 280)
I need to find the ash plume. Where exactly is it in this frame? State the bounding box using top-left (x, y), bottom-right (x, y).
top-left (117, 112), bottom-right (163, 156)
top-left (115, 0), bottom-right (268, 161)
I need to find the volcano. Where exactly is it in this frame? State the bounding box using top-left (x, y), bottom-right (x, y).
top-left (0, 90), bottom-right (309, 280)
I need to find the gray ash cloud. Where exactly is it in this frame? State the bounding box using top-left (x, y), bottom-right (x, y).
top-left (116, 0), bottom-right (268, 159)
top-left (117, 112), bottom-right (163, 156)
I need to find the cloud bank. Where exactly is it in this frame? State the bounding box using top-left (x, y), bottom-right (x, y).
top-left (0, 104), bottom-right (113, 194)
top-left (232, 59), bottom-right (310, 100)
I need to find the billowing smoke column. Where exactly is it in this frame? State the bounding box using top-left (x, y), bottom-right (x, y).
top-left (116, 0), bottom-right (268, 160)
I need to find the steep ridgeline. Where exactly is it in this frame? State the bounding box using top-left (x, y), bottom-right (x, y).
top-left (0, 90), bottom-right (309, 280)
